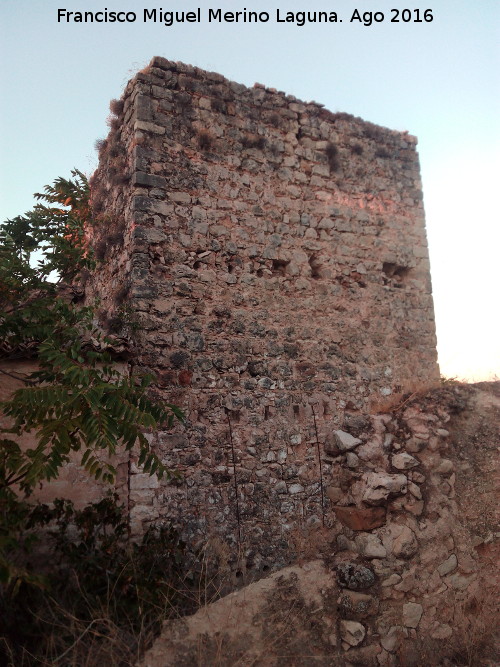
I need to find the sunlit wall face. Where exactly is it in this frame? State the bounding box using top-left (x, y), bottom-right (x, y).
top-left (1, 0), bottom-right (498, 381)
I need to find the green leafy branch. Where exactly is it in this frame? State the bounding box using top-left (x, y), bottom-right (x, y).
top-left (0, 169), bottom-right (182, 493)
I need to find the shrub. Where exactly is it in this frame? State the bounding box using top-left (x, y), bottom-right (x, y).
top-left (211, 98), bottom-right (226, 113)
top-left (0, 496), bottom-right (201, 666)
top-left (364, 125), bottom-right (385, 142)
top-left (108, 141), bottom-right (126, 159)
top-left (109, 98), bottom-right (124, 116)
top-left (333, 111), bottom-right (356, 122)
top-left (241, 135), bottom-right (267, 150)
top-left (197, 129), bottom-right (214, 151)
top-left (107, 115), bottom-right (121, 132)
top-left (268, 113), bottom-right (283, 129)
top-left (325, 142), bottom-right (340, 172)
top-left (94, 137), bottom-right (108, 155)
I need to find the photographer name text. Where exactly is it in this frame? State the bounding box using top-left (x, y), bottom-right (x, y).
top-left (57, 8), bottom-right (435, 27)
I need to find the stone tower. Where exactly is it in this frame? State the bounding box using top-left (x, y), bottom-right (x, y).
top-left (87, 57), bottom-right (439, 568)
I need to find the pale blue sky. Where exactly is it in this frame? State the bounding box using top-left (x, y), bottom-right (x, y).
top-left (1, 0), bottom-right (499, 379)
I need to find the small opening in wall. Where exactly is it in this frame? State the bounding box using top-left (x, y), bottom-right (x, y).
top-left (229, 410), bottom-right (241, 423)
top-left (271, 259), bottom-right (289, 276)
top-left (383, 262), bottom-right (409, 278)
top-left (382, 262), bottom-right (411, 286)
top-left (262, 564), bottom-right (270, 573)
top-left (293, 405), bottom-right (300, 419)
top-left (264, 406), bottom-right (271, 420)
top-left (375, 147), bottom-right (392, 159)
top-left (256, 268), bottom-right (264, 277)
top-left (193, 261), bottom-right (202, 270)
top-left (235, 570), bottom-right (243, 579)
top-left (308, 255), bottom-right (322, 279)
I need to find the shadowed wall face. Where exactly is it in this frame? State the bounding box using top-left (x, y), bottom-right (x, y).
top-left (87, 57), bottom-right (439, 567)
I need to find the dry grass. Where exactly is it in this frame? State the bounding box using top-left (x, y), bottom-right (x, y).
top-left (241, 135), bottom-right (267, 150)
top-left (0, 544), bottom-right (223, 667)
top-left (369, 380), bottom-right (442, 414)
top-left (197, 129), bottom-right (214, 152)
top-left (446, 591), bottom-right (500, 666)
top-left (109, 99), bottom-right (124, 117)
top-left (285, 522), bottom-right (332, 564)
top-left (325, 142), bottom-right (340, 172)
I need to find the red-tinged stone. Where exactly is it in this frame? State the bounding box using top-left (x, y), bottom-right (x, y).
top-left (333, 506), bottom-right (386, 531)
top-left (178, 370), bottom-right (193, 386)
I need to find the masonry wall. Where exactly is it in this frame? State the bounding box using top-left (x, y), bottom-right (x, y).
top-left (87, 57), bottom-right (439, 568)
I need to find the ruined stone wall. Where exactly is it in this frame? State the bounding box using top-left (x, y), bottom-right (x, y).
top-left (87, 57), bottom-right (439, 567)
top-left (142, 383), bottom-right (500, 666)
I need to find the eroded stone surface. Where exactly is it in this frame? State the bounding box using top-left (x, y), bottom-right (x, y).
top-left (391, 453), bottom-right (419, 470)
top-left (340, 620), bottom-right (366, 647)
top-left (362, 472), bottom-right (408, 506)
top-left (355, 533), bottom-right (387, 559)
top-left (337, 562), bottom-right (376, 590)
top-left (338, 590), bottom-right (379, 619)
top-left (391, 525), bottom-right (419, 559)
top-left (402, 602), bottom-right (423, 628)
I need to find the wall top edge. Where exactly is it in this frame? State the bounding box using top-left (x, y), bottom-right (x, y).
top-left (125, 56), bottom-right (418, 145)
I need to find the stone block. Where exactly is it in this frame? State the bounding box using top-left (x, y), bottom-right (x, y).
top-left (336, 562), bottom-right (376, 590)
top-left (437, 553), bottom-right (458, 577)
top-left (134, 120), bottom-right (166, 134)
top-left (132, 171), bottom-right (167, 188)
top-left (340, 620), bottom-right (366, 647)
top-left (332, 506), bottom-right (387, 531)
top-left (391, 453), bottom-right (419, 470)
top-left (391, 525), bottom-right (419, 559)
top-left (355, 533), bottom-right (387, 559)
top-left (338, 590), bottom-right (379, 619)
top-left (402, 602), bottom-right (423, 628)
top-left (362, 473), bottom-right (408, 506)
